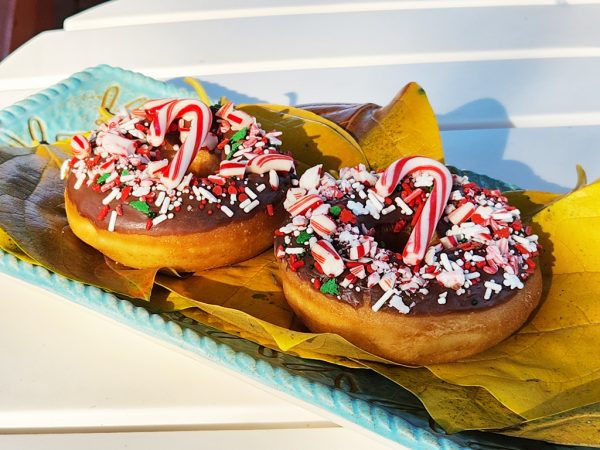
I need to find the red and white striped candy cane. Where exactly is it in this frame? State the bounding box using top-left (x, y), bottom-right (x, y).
top-left (310, 214), bottom-right (337, 238)
top-left (375, 156), bottom-right (452, 265)
top-left (311, 240), bottom-right (344, 277)
top-left (216, 102), bottom-right (253, 131)
top-left (247, 154), bottom-right (295, 174)
top-left (219, 160), bottom-right (247, 178)
top-left (286, 194), bottom-right (323, 217)
top-left (71, 135), bottom-right (91, 159)
top-left (145, 99), bottom-right (213, 189)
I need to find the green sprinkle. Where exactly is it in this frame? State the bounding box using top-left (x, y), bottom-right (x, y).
top-left (320, 278), bottom-right (340, 296)
top-left (129, 200), bottom-right (150, 215)
top-left (329, 205), bottom-right (342, 217)
top-left (121, 169), bottom-right (130, 176)
top-left (296, 231), bottom-right (311, 244)
top-left (229, 127), bottom-right (247, 143)
top-left (96, 173), bottom-right (110, 185)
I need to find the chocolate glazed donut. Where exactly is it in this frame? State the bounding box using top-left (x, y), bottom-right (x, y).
top-left (275, 157), bottom-right (542, 365)
top-left (62, 100), bottom-right (295, 272)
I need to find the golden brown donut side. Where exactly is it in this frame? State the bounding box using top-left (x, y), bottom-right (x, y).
top-left (280, 260), bottom-right (542, 365)
top-left (65, 191), bottom-right (285, 272)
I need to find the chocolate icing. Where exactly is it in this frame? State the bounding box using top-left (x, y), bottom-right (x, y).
top-left (276, 176), bottom-right (538, 317)
top-left (67, 171), bottom-right (291, 236)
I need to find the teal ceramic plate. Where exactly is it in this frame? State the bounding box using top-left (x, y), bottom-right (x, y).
top-left (0, 65), bottom-right (583, 450)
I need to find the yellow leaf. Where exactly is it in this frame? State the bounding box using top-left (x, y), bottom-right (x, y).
top-left (238, 104), bottom-right (368, 174)
top-left (301, 82), bottom-right (444, 169)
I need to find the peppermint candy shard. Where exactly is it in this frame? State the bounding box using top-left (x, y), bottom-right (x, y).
top-left (247, 154), bottom-right (295, 175)
top-left (311, 240), bottom-right (344, 277)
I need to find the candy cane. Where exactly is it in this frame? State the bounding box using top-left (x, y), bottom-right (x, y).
top-left (311, 240), bottom-right (344, 277)
top-left (375, 156), bottom-right (452, 265)
top-left (286, 194), bottom-right (323, 217)
top-left (145, 99), bottom-right (213, 189)
top-left (247, 154), bottom-right (295, 174)
top-left (219, 160), bottom-right (247, 178)
top-left (71, 135), bottom-right (91, 159)
top-left (216, 102), bottom-right (254, 131)
top-left (310, 214), bottom-right (337, 238)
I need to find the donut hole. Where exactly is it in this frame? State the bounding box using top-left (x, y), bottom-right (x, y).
top-left (160, 132), bottom-right (221, 178)
top-left (373, 223), bottom-right (411, 254)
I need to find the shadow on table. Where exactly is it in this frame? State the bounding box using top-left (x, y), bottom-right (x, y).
top-left (439, 98), bottom-right (568, 193)
top-left (168, 78), bottom-right (568, 192)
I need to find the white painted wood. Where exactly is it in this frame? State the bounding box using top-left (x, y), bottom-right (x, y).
top-left (0, 274), bottom-right (327, 431)
top-left (182, 57), bottom-right (600, 130)
top-left (442, 125), bottom-right (600, 192)
top-left (63, 0), bottom-right (600, 31)
top-left (0, 428), bottom-right (399, 450)
top-left (2, 5), bottom-right (600, 92)
top-left (0, 88), bottom-right (37, 109)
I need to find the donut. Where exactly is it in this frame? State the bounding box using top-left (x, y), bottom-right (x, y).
top-left (275, 157), bottom-right (542, 365)
top-left (61, 99), bottom-right (295, 272)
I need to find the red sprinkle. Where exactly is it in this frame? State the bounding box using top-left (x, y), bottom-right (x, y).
top-left (146, 219), bottom-right (153, 230)
top-left (266, 204), bottom-right (274, 216)
top-left (312, 278), bottom-right (321, 290)
top-left (212, 185), bottom-right (223, 196)
top-left (97, 205), bottom-right (109, 221)
top-left (120, 186), bottom-right (132, 202)
top-left (116, 205), bottom-right (123, 216)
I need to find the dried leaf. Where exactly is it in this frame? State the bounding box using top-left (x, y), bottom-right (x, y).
top-left (238, 104), bottom-right (368, 173)
top-left (500, 401), bottom-right (600, 446)
top-left (0, 144), bottom-right (157, 299)
top-left (423, 180), bottom-right (600, 428)
top-left (301, 82), bottom-right (444, 169)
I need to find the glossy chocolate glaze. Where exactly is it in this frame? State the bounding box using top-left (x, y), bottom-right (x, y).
top-left (67, 171), bottom-right (291, 236)
top-left (276, 187), bottom-right (523, 316)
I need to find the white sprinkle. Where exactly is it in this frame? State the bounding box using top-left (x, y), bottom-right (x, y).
top-left (394, 196), bottom-right (413, 215)
top-left (159, 196), bottom-right (171, 215)
top-left (244, 199), bottom-right (260, 213)
top-left (245, 187), bottom-right (257, 200)
top-left (367, 190), bottom-right (384, 212)
top-left (437, 291), bottom-right (448, 305)
top-left (221, 205), bottom-right (234, 217)
top-left (152, 214), bottom-right (167, 226)
top-left (484, 280), bottom-right (502, 293)
top-left (465, 272), bottom-right (481, 280)
top-left (358, 190), bottom-right (367, 199)
top-left (132, 186), bottom-right (150, 197)
top-left (102, 188), bottom-right (120, 205)
top-left (484, 287), bottom-right (493, 300)
top-left (155, 191), bottom-right (166, 207)
top-left (107, 211), bottom-right (117, 232)
top-left (256, 184), bottom-right (266, 192)
top-left (471, 255), bottom-right (485, 262)
top-left (439, 253), bottom-right (453, 272)
top-left (366, 201), bottom-right (381, 220)
top-left (372, 289), bottom-right (397, 312)
top-left (285, 247), bottom-right (304, 255)
top-left (389, 295), bottom-right (410, 314)
top-left (167, 213), bottom-right (174, 219)
top-left (269, 170), bottom-right (279, 189)
top-left (198, 187), bottom-right (218, 203)
top-left (381, 205), bottom-right (396, 215)
top-left (60, 160), bottom-right (70, 180)
top-left (73, 175), bottom-right (86, 190)
top-left (106, 172), bottom-right (119, 184)
top-left (239, 198), bottom-right (251, 209)
top-left (120, 174), bottom-right (135, 183)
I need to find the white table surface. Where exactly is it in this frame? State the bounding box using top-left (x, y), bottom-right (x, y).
top-left (1, 0), bottom-right (599, 448)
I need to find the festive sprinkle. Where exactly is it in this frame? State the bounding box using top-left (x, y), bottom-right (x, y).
top-left (129, 200), bottom-right (151, 215)
top-left (319, 278), bottom-right (340, 296)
